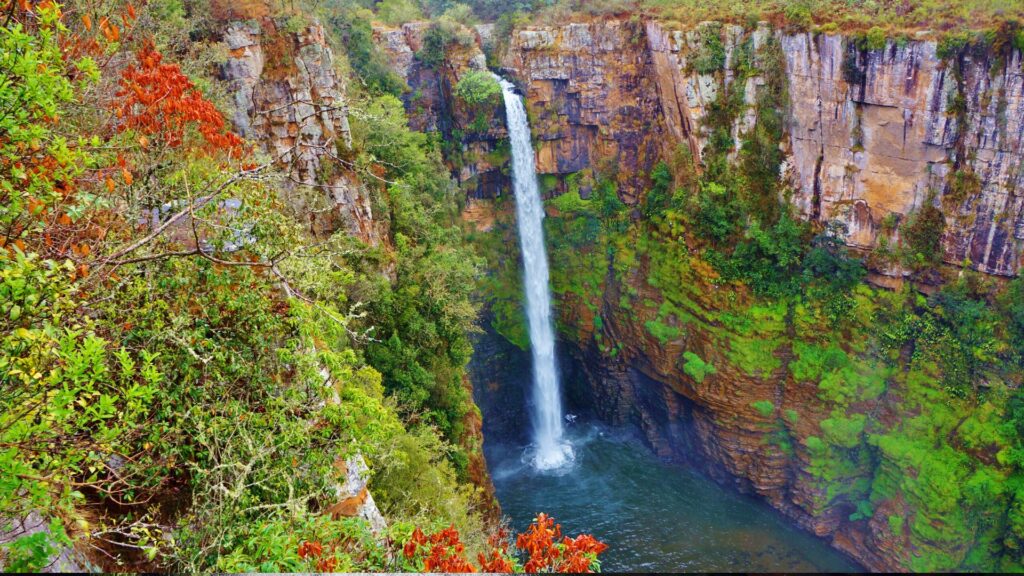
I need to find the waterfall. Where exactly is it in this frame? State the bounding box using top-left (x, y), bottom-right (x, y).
top-left (496, 75), bottom-right (573, 471)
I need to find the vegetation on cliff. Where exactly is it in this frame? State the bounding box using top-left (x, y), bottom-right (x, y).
top-left (0, 0), bottom-right (539, 570)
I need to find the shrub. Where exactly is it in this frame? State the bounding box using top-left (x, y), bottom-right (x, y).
top-left (645, 319), bottom-right (683, 344)
top-left (821, 413), bottom-right (867, 449)
top-left (683, 351), bottom-right (716, 383)
top-left (865, 26), bottom-right (887, 51)
top-left (332, 8), bottom-right (406, 96)
top-left (946, 168), bottom-right (982, 207)
top-left (454, 70), bottom-right (501, 106)
top-left (692, 24), bottom-right (726, 74)
top-left (901, 203), bottom-right (946, 267)
top-left (375, 0), bottom-right (424, 24)
top-left (937, 31), bottom-right (971, 60)
top-left (417, 22), bottom-right (456, 68)
top-left (752, 400), bottom-right (775, 417)
top-left (783, 2), bottom-right (813, 30)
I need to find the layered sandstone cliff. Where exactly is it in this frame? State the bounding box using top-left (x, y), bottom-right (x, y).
top-left (495, 20), bottom-right (1023, 277)
top-left (369, 16), bottom-right (1024, 572)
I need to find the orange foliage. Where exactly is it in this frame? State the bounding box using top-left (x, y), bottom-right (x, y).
top-left (297, 541), bottom-right (323, 559)
top-left (404, 514), bottom-right (607, 574)
top-left (404, 525), bottom-right (478, 573)
top-left (116, 42), bottom-right (244, 156)
top-left (297, 540), bottom-right (340, 572)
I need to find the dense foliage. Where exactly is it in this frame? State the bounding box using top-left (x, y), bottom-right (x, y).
top-left (0, 0), bottom-right (506, 571)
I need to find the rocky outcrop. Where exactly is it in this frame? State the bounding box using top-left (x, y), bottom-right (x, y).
top-left (373, 23), bottom-right (510, 199)
top-left (219, 11), bottom-right (381, 243)
top-left (499, 21), bottom-right (673, 203)
top-left (327, 455), bottom-right (387, 532)
top-left (495, 20), bottom-right (1024, 277)
top-left (0, 512), bottom-right (92, 572)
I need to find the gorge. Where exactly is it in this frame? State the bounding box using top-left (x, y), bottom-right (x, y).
top-left (5, 1), bottom-right (1024, 573)
top-left (373, 8), bottom-right (1024, 573)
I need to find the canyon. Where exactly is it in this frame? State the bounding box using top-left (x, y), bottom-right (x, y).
top-left (374, 17), bottom-right (1024, 572)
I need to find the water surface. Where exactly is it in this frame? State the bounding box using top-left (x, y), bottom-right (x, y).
top-left (487, 425), bottom-right (862, 573)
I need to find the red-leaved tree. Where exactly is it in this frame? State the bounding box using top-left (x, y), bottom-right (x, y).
top-left (115, 41), bottom-right (244, 155)
top-left (401, 513), bottom-right (608, 573)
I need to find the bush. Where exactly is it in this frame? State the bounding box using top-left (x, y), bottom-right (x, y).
top-left (821, 413), bottom-right (866, 448)
top-left (642, 161), bottom-right (674, 218)
top-left (645, 319), bottom-right (683, 344)
top-left (752, 400), bottom-right (775, 417)
top-left (901, 203), bottom-right (946, 267)
top-left (375, 0), bottom-right (425, 24)
top-left (331, 8), bottom-right (407, 96)
top-left (417, 22), bottom-right (456, 68)
top-left (783, 2), bottom-right (813, 30)
top-left (692, 24), bottom-right (726, 74)
top-left (683, 351), bottom-right (716, 383)
top-left (454, 70), bottom-right (501, 106)
top-left (865, 26), bottom-right (887, 51)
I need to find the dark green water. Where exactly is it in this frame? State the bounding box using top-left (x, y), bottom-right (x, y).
top-left (487, 425), bottom-right (862, 573)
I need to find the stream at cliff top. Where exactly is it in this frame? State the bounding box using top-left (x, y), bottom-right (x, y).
top-left (486, 424), bottom-right (862, 573)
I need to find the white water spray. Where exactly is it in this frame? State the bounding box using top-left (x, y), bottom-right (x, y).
top-left (496, 75), bottom-right (573, 471)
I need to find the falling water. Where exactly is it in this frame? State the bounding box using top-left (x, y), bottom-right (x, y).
top-left (496, 75), bottom-right (573, 471)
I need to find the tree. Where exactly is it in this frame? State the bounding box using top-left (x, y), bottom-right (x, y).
top-left (901, 203), bottom-right (946, 268)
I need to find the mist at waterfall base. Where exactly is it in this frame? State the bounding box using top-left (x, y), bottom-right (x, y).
top-left (497, 75), bottom-right (572, 471)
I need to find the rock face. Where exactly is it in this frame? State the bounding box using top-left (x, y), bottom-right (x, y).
top-left (499, 21), bottom-right (675, 203)
top-left (373, 23), bottom-right (510, 199)
top-left (219, 12), bottom-right (381, 243)
top-left (562, 285), bottom-right (889, 569)
top-left (492, 21), bottom-right (1024, 570)
top-left (783, 33), bottom-right (1024, 278)
top-left (496, 20), bottom-right (1024, 277)
top-left (327, 455), bottom-right (387, 533)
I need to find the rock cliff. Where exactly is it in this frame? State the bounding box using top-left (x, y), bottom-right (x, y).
top-left (370, 16), bottom-right (1024, 572)
top-left (217, 4), bottom-right (382, 243)
top-left (495, 20), bottom-right (1024, 278)
top-left (373, 22), bottom-right (510, 199)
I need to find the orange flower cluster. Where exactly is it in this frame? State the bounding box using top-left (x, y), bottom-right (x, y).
top-left (476, 528), bottom-right (516, 572)
top-left (403, 513), bottom-right (608, 574)
top-left (297, 540), bottom-right (338, 572)
top-left (554, 533), bottom-right (609, 573)
top-left (116, 42), bottom-right (244, 156)
top-left (403, 525), bottom-right (478, 573)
